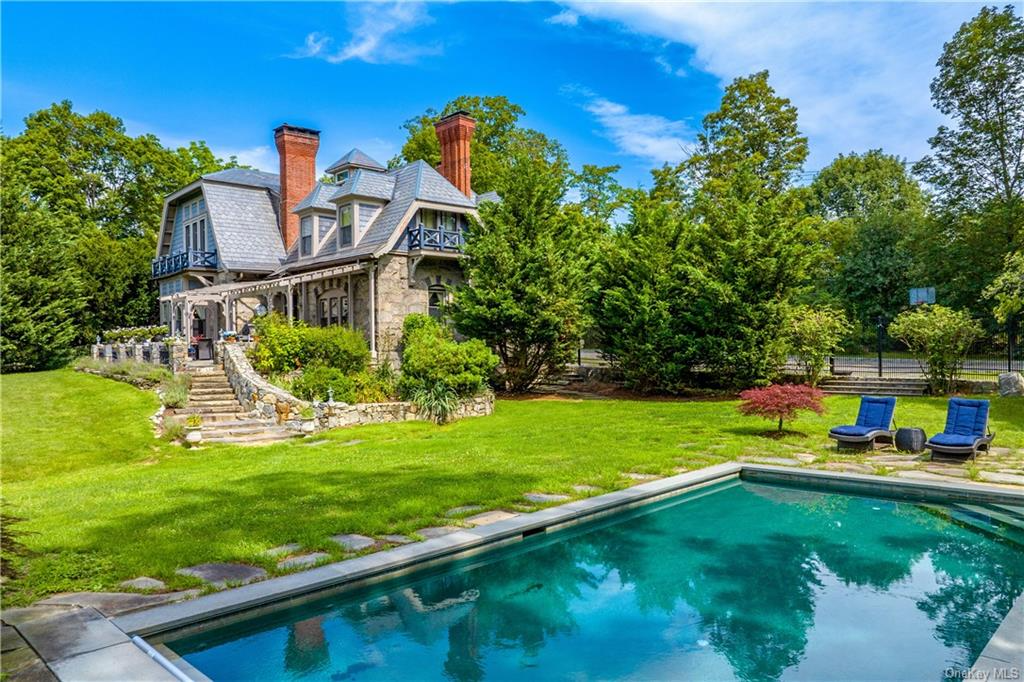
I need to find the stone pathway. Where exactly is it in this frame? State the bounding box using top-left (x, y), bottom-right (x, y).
top-left (382, 534), bottom-right (414, 545)
top-left (277, 553), bottom-right (329, 570)
top-left (262, 543), bottom-right (302, 558)
top-left (330, 534), bottom-right (377, 551)
top-left (623, 472), bottom-right (659, 481)
top-left (415, 526), bottom-right (461, 539)
top-left (572, 484), bottom-right (601, 493)
top-left (32, 590), bottom-right (201, 617)
top-left (176, 562), bottom-right (267, 588)
top-left (464, 510), bottom-right (518, 526)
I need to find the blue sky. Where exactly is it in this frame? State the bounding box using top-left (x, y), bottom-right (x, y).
top-left (2, 2), bottom-right (1008, 188)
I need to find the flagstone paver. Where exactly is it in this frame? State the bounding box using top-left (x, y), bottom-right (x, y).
top-left (921, 465), bottom-right (968, 478)
top-left (445, 505), bottom-right (484, 517)
top-left (572, 484), bottom-right (600, 493)
top-left (980, 471), bottom-right (1024, 486)
top-left (119, 577), bottom-right (166, 591)
top-left (896, 470), bottom-right (967, 483)
top-left (0, 606), bottom-right (76, 627)
top-left (623, 472), bottom-right (659, 480)
top-left (34, 591), bottom-right (200, 617)
top-left (277, 552), bottom-right (329, 570)
top-left (330, 534), bottom-right (376, 551)
top-left (176, 563), bottom-right (267, 588)
top-left (340, 439), bottom-right (364, 447)
top-left (821, 462), bottom-right (876, 474)
top-left (465, 510), bottom-right (518, 526)
top-left (794, 453), bottom-right (817, 463)
top-left (524, 493), bottom-right (570, 504)
top-left (415, 526), bottom-right (462, 539)
top-left (743, 456), bottom-right (803, 466)
top-left (382, 534), bottom-right (414, 545)
top-left (262, 543), bottom-right (302, 558)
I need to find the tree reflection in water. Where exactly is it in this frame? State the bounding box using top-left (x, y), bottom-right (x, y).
top-left (175, 482), bottom-right (1024, 681)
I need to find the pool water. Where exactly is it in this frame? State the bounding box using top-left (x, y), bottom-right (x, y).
top-left (164, 480), bottom-right (1024, 681)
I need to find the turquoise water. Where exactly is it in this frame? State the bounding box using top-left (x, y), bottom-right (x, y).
top-left (165, 480), bottom-right (1024, 681)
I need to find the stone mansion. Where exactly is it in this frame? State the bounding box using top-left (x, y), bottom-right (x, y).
top-left (154, 112), bottom-right (495, 361)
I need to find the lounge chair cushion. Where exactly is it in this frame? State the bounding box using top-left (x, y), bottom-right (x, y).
top-left (830, 425), bottom-right (876, 437)
top-left (855, 397), bottom-right (896, 430)
top-left (928, 432), bottom-right (979, 448)
top-left (944, 398), bottom-right (989, 437)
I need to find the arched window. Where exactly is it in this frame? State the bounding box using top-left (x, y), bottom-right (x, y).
top-left (428, 286), bottom-right (446, 320)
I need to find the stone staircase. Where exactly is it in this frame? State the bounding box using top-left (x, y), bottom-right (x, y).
top-left (819, 376), bottom-right (929, 397)
top-left (530, 367), bottom-right (588, 395)
top-left (180, 366), bottom-right (299, 445)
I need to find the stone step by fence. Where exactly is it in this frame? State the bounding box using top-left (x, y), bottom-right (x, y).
top-left (219, 342), bottom-right (493, 435)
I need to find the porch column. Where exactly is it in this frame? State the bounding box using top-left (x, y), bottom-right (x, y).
top-left (368, 265), bottom-right (377, 358)
top-left (347, 274), bottom-right (354, 329)
top-left (286, 284), bottom-right (294, 324)
top-left (183, 298), bottom-right (192, 339)
top-left (301, 282), bottom-right (308, 323)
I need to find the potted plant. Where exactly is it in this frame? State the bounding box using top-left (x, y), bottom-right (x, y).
top-left (184, 414), bottom-right (203, 444)
top-left (299, 405), bottom-right (316, 434)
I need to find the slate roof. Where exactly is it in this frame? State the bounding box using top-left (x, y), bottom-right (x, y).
top-left (475, 190), bottom-right (500, 205)
top-left (202, 168), bottom-right (280, 192)
top-left (324, 148), bottom-right (386, 174)
top-left (202, 181), bottom-right (285, 272)
top-left (331, 169), bottom-right (395, 202)
top-left (292, 182), bottom-right (340, 212)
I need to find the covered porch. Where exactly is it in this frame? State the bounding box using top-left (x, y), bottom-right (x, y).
top-left (160, 261), bottom-right (380, 360)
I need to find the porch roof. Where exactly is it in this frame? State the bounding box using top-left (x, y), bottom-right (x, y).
top-left (161, 261), bottom-right (373, 304)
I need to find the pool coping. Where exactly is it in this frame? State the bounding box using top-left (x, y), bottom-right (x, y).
top-left (20, 463), bottom-right (1024, 681)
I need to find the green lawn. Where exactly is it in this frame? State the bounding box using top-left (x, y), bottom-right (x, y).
top-left (2, 369), bottom-right (1022, 607)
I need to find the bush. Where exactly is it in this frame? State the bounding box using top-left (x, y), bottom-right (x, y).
top-left (353, 368), bottom-right (398, 403)
top-left (737, 384), bottom-right (825, 432)
top-left (159, 374), bottom-right (191, 408)
top-left (161, 417), bottom-right (185, 442)
top-left (74, 358), bottom-right (173, 385)
top-left (291, 364), bottom-right (356, 403)
top-left (398, 314), bottom-right (498, 398)
top-left (102, 325), bottom-right (168, 343)
top-left (301, 326), bottom-right (370, 375)
top-left (888, 305), bottom-right (983, 394)
top-left (786, 306), bottom-right (851, 386)
top-left (249, 314), bottom-right (371, 376)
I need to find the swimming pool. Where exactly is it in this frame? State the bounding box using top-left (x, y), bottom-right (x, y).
top-left (159, 477), bottom-right (1024, 681)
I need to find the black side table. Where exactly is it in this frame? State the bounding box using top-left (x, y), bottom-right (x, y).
top-left (895, 427), bottom-right (927, 453)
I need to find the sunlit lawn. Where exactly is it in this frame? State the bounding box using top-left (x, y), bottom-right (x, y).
top-left (2, 369), bottom-right (1022, 606)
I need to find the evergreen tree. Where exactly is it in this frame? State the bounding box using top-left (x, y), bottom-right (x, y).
top-left (452, 147), bottom-right (589, 392)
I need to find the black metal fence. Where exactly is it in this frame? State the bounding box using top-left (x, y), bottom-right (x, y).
top-left (828, 317), bottom-right (1021, 380)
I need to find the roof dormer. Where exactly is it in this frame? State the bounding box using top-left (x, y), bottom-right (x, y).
top-left (324, 148), bottom-right (385, 184)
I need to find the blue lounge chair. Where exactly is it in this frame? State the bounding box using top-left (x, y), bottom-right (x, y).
top-left (925, 398), bottom-right (995, 459)
top-left (828, 396), bottom-right (897, 449)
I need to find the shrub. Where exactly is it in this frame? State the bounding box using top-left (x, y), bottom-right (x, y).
top-left (185, 414), bottom-right (203, 428)
top-left (301, 326), bottom-right (370, 375)
top-left (786, 306), bottom-right (851, 386)
top-left (161, 417), bottom-right (185, 442)
top-left (159, 374), bottom-right (191, 408)
top-left (291, 364), bottom-right (356, 403)
top-left (398, 314), bottom-right (498, 398)
top-left (410, 383), bottom-right (461, 425)
top-left (353, 369), bottom-right (398, 403)
top-left (249, 314), bottom-right (371, 376)
top-left (888, 305), bottom-right (983, 394)
top-left (250, 313), bottom-right (307, 374)
top-left (737, 384), bottom-right (825, 432)
top-left (102, 325), bottom-right (168, 343)
top-left (74, 358), bottom-right (172, 385)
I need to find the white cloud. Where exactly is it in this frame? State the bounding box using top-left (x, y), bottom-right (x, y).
top-left (213, 145), bottom-right (277, 173)
top-left (567, 86), bottom-right (694, 164)
top-left (654, 55), bottom-right (686, 78)
top-left (546, 9), bottom-right (579, 27)
top-left (562, 2), bottom-right (988, 169)
top-left (292, 1), bottom-right (439, 65)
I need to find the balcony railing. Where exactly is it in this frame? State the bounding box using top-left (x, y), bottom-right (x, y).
top-left (407, 224), bottom-right (464, 252)
top-left (151, 250), bottom-right (218, 278)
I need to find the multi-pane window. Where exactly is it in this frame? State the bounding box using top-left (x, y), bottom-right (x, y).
top-left (318, 294), bottom-right (348, 326)
top-left (428, 286), bottom-right (446, 320)
top-left (300, 216), bottom-right (313, 256)
top-left (338, 205), bottom-right (353, 247)
top-left (185, 218), bottom-right (206, 251)
top-left (334, 170), bottom-right (349, 184)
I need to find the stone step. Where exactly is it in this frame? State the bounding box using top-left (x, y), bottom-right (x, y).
top-left (188, 392), bottom-right (237, 401)
top-left (821, 388), bottom-right (926, 396)
top-left (202, 430), bottom-right (299, 444)
top-left (202, 423), bottom-right (279, 436)
top-left (179, 405), bottom-right (247, 415)
top-left (189, 378), bottom-right (231, 387)
top-left (186, 398), bottom-right (241, 407)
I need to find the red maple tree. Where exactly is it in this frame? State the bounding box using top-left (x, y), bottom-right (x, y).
top-left (737, 384), bottom-right (825, 432)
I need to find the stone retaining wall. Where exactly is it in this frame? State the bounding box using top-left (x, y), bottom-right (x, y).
top-left (218, 342), bottom-right (494, 433)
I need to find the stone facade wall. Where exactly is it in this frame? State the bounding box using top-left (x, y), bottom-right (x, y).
top-left (217, 341), bottom-right (493, 433)
top-left (374, 254), bottom-right (464, 364)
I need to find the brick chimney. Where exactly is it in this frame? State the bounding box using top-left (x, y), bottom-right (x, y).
top-left (434, 111), bottom-right (476, 198)
top-left (274, 124), bottom-right (320, 250)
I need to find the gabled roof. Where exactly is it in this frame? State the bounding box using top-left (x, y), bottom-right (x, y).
top-left (202, 168), bottom-right (280, 192)
top-left (408, 160), bottom-right (476, 208)
top-left (324, 148), bottom-right (386, 175)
